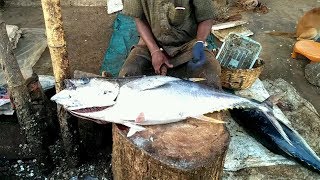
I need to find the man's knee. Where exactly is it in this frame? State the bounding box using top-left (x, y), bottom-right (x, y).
top-left (118, 53), bottom-right (151, 77)
top-left (119, 59), bottom-right (144, 77)
top-left (205, 51), bottom-right (221, 75)
top-left (118, 66), bottom-right (138, 77)
top-left (199, 52), bottom-right (222, 89)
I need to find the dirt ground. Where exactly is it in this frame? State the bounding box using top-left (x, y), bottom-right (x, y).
top-left (3, 6), bottom-right (116, 76)
top-left (3, 2), bottom-right (319, 113)
top-left (242, 0), bottom-right (320, 114)
top-left (1, 0), bottom-right (320, 179)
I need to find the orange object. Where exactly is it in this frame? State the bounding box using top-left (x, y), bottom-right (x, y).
top-left (292, 40), bottom-right (320, 62)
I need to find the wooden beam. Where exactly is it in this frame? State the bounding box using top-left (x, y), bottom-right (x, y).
top-left (40, 0), bottom-right (80, 167)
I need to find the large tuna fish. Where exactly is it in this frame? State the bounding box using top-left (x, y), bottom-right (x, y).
top-left (51, 75), bottom-right (320, 172)
top-left (51, 76), bottom-right (288, 140)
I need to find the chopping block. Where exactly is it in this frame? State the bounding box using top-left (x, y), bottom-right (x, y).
top-left (112, 112), bottom-right (230, 180)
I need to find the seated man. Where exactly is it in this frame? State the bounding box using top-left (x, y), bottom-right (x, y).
top-left (119, 0), bottom-right (222, 89)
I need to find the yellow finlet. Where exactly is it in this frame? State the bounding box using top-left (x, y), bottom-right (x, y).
top-left (190, 115), bottom-right (226, 124)
top-left (188, 78), bottom-right (206, 82)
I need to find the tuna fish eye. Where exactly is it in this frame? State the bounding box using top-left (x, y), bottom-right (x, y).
top-left (103, 91), bottom-right (112, 94)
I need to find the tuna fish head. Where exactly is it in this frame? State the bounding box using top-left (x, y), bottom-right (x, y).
top-left (50, 78), bottom-right (120, 110)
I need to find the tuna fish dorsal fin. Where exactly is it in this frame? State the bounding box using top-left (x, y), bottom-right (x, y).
top-left (263, 93), bottom-right (285, 108)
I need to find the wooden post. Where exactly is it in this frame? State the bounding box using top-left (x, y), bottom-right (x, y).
top-left (0, 20), bottom-right (53, 173)
top-left (41, 0), bottom-right (69, 93)
top-left (40, 0), bottom-right (80, 167)
top-left (112, 113), bottom-right (230, 179)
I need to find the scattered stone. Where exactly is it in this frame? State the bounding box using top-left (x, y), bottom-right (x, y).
top-left (254, 1), bottom-right (269, 14)
top-left (305, 62), bottom-right (320, 87)
top-left (237, 0), bottom-right (259, 10)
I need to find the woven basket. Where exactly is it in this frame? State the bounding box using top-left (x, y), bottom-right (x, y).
top-left (221, 59), bottom-right (264, 90)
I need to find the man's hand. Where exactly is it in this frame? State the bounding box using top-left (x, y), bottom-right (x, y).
top-left (151, 50), bottom-right (173, 75)
top-left (188, 41), bottom-right (206, 70)
top-left (134, 18), bottom-right (173, 75)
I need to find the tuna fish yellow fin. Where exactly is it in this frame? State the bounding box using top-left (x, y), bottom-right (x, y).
top-left (123, 122), bottom-right (146, 137)
top-left (188, 78), bottom-right (206, 82)
top-left (191, 115), bottom-right (226, 124)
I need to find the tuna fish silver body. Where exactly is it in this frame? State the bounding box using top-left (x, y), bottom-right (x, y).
top-left (53, 76), bottom-right (252, 122)
top-left (51, 76), bottom-right (289, 142)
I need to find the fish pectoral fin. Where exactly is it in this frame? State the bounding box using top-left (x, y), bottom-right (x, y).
top-left (135, 112), bottom-right (145, 123)
top-left (190, 115), bottom-right (226, 124)
top-left (262, 109), bottom-right (293, 146)
top-left (123, 122), bottom-right (146, 137)
top-left (127, 128), bottom-right (140, 137)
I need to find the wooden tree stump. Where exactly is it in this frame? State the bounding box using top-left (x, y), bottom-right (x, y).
top-left (112, 112), bottom-right (230, 180)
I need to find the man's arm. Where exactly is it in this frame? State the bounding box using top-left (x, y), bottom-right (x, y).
top-left (135, 18), bottom-right (159, 54)
top-left (196, 19), bottom-right (214, 42)
top-left (188, 19), bottom-right (213, 70)
top-left (135, 18), bottom-right (173, 74)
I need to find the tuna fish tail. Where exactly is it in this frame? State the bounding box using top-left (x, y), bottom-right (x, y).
top-left (279, 120), bottom-right (320, 172)
top-left (230, 106), bottom-right (320, 173)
